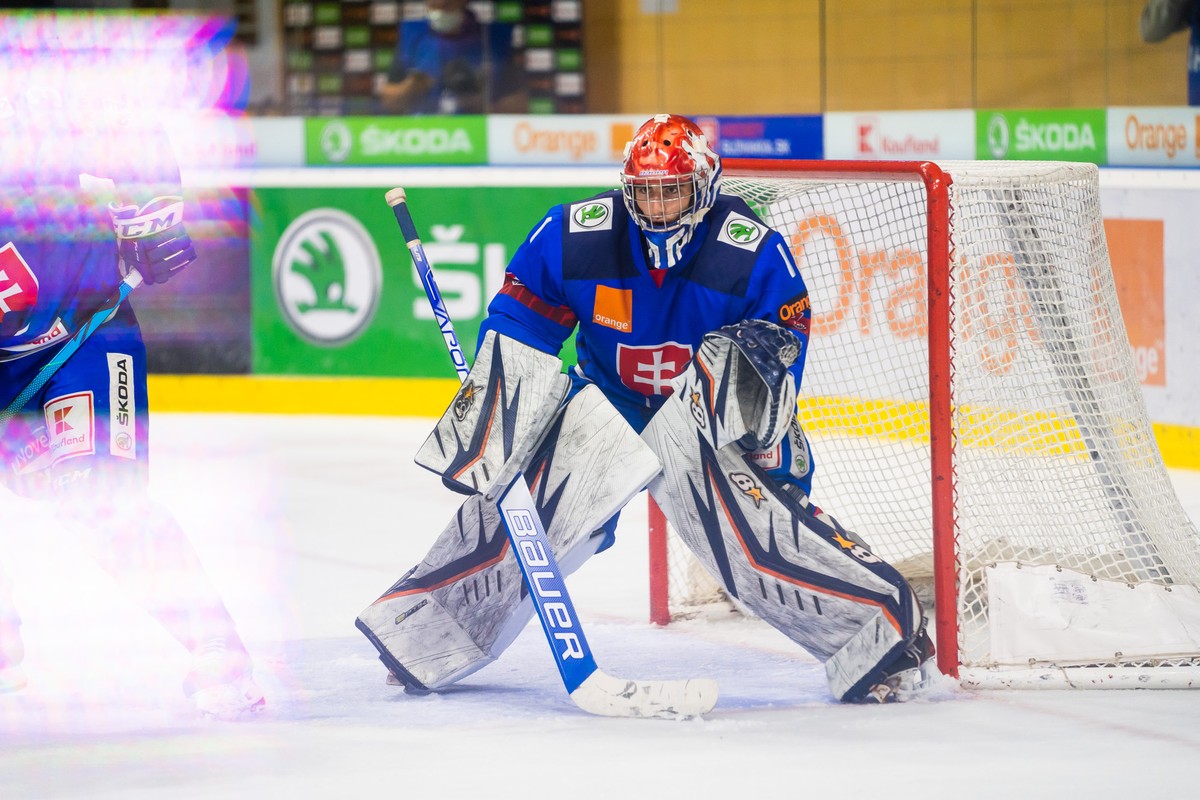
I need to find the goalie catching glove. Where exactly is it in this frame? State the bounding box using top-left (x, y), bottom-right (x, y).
top-left (688, 318), bottom-right (800, 454)
top-left (110, 196), bottom-right (197, 284)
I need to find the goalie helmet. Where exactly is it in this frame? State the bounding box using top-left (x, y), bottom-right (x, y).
top-left (620, 114), bottom-right (722, 269)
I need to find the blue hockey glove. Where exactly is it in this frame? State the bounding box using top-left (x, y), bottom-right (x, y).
top-left (109, 196), bottom-right (197, 285)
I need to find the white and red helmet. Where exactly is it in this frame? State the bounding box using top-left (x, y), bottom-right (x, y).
top-left (620, 114), bottom-right (721, 267)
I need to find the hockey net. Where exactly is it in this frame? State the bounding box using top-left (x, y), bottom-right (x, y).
top-left (648, 159), bottom-right (1200, 688)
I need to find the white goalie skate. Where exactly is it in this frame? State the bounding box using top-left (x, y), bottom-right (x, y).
top-left (857, 627), bottom-right (937, 704)
top-left (183, 637), bottom-right (265, 720)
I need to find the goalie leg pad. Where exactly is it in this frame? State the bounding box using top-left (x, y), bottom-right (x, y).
top-left (358, 384), bottom-right (661, 690)
top-left (522, 385), bottom-right (660, 552)
top-left (644, 354), bottom-right (925, 702)
top-left (414, 331), bottom-right (570, 496)
top-left (356, 493), bottom-right (527, 691)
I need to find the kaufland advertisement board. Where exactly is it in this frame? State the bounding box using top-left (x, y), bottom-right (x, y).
top-left (823, 111), bottom-right (975, 160)
top-left (1107, 107), bottom-right (1200, 167)
top-left (166, 115), bottom-right (306, 169)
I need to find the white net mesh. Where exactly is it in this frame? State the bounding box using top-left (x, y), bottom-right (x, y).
top-left (657, 160), bottom-right (1200, 679)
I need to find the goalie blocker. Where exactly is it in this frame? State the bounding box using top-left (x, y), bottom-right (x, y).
top-left (642, 320), bottom-right (934, 703)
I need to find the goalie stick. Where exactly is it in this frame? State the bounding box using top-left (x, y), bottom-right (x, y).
top-left (1, 270), bottom-right (143, 426)
top-left (383, 187), bottom-right (718, 719)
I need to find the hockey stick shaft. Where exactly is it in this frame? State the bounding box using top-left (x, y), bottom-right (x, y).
top-left (388, 191), bottom-right (470, 382)
top-left (0, 270), bottom-right (143, 426)
top-left (384, 189), bottom-right (717, 717)
top-left (386, 188), bottom-right (598, 691)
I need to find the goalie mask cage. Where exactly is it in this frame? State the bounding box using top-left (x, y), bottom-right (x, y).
top-left (648, 159), bottom-right (1200, 689)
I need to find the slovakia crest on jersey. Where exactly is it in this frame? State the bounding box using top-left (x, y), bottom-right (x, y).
top-left (0, 242), bottom-right (39, 323)
top-left (617, 342), bottom-right (693, 397)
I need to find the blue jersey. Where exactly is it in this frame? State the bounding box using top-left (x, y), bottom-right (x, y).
top-left (1, 105), bottom-right (179, 495)
top-left (479, 190), bottom-right (812, 432)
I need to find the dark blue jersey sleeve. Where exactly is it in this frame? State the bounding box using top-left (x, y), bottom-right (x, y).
top-left (742, 230), bottom-right (811, 390)
top-left (477, 206), bottom-right (578, 356)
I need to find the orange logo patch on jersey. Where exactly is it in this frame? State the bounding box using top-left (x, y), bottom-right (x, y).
top-left (593, 285), bottom-right (632, 333)
top-left (777, 291), bottom-right (810, 334)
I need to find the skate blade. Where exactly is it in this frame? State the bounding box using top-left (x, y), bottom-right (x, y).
top-left (862, 662), bottom-right (937, 704)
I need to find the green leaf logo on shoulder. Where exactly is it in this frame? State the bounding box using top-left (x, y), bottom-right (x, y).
top-left (575, 203), bottom-right (608, 227)
top-left (727, 221), bottom-right (760, 243)
top-left (718, 213), bottom-right (764, 250)
top-left (569, 198), bottom-right (614, 233)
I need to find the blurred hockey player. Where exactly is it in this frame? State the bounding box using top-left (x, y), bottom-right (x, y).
top-left (0, 87), bottom-right (263, 717)
top-left (1140, 0), bottom-right (1200, 106)
top-left (358, 114), bottom-right (932, 703)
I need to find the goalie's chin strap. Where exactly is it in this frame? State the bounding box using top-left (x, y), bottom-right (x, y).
top-left (642, 214), bottom-right (710, 272)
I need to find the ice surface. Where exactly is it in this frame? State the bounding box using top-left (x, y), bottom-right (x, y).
top-left (2, 414), bottom-right (1199, 799)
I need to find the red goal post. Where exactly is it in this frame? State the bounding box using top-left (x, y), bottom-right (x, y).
top-left (647, 158), bottom-right (1200, 689)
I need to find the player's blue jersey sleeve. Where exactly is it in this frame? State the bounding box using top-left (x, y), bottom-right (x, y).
top-left (742, 229), bottom-right (811, 390)
top-left (477, 205), bottom-right (578, 356)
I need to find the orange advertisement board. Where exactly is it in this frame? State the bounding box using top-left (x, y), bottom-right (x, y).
top-left (1104, 218), bottom-right (1166, 386)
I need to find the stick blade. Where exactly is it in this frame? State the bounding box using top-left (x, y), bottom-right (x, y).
top-left (570, 670), bottom-right (718, 720)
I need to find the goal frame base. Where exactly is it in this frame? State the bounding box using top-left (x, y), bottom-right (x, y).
top-left (961, 666), bottom-right (1200, 690)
